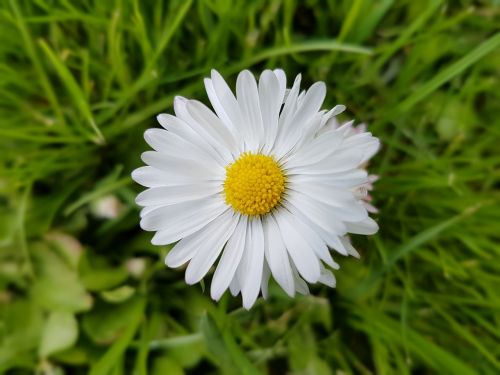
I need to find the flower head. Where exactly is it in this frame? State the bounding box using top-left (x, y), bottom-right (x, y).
top-left (132, 69), bottom-right (380, 309)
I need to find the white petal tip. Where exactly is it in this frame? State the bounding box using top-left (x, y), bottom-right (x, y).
top-left (174, 95), bottom-right (187, 104)
top-left (184, 273), bottom-right (199, 285)
top-left (331, 262), bottom-right (341, 270)
top-left (210, 281), bottom-right (226, 301)
top-left (211, 69), bottom-right (222, 79)
top-left (152, 236), bottom-right (167, 247)
top-left (130, 169), bottom-right (141, 184)
top-left (210, 291), bottom-right (223, 302)
top-left (315, 81), bottom-right (326, 90)
top-left (242, 299), bottom-right (256, 310)
top-left (331, 104), bottom-right (346, 116)
top-left (143, 128), bottom-right (155, 141)
top-left (164, 254), bottom-right (172, 267)
top-left (165, 250), bottom-right (186, 268)
top-left (156, 114), bottom-right (165, 122)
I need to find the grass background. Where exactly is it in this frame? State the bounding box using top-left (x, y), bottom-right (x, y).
top-left (1, 0), bottom-right (500, 374)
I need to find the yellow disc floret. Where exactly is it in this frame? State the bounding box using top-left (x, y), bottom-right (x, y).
top-left (223, 152), bottom-right (286, 216)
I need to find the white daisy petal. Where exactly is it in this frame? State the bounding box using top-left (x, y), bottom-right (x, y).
top-left (291, 264), bottom-right (310, 295)
top-left (156, 113), bottom-right (224, 163)
top-left (287, 146), bottom-right (366, 175)
top-left (229, 274), bottom-right (241, 297)
top-left (236, 70), bottom-right (264, 150)
top-left (144, 198), bottom-right (226, 244)
top-left (273, 69), bottom-right (287, 99)
top-left (263, 215), bottom-right (295, 297)
top-left (290, 82), bottom-right (326, 132)
top-left (283, 128), bottom-right (343, 169)
top-left (323, 233), bottom-right (350, 256)
top-left (240, 217), bottom-right (265, 309)
top-left (186, 100), bottom-right (238, 157)
top-left (289, 169), bottom-right (369, 189)
top-left (338, 137), bottom-right (380, 164)
top-left (206, 70), bottom-right (246, 146)
top-left (185, 210), bottom-right (239, 285)
top-left (289, 185), bottom-right (368, 222)
top-left (135, 183), bottom-right (221, 206)
top-left (345, 217), bottom-right (379, 235)
top-left (286, 207), bottom-right (349, 256)
top-left (274, 210), bottom-right (321, 283)
top-left (204, 77), bottom-right (240, 141)
top-left (297, 207), bottom-right (355, 259)
top-left (176, 100), bottom-right (233, 163)
top-left (288, 169), bottom-right (366, 185)
top-left (276, 81), bottom-right (326, 157)
top-left (210, 215), bottom-right (248, 301)
top-left (274, 74), bottom-right (301, 156)
top-left (291, 214), bottom-right (340, 269)
top-left (139, 205), bottom-right (161, 218)
top-left (166, 209), bottom-right (233, 269)
top-left (330, 104), bottom-right (346, 116)
top-left (318, 264), bottom-right (337, 287)
top-left (143, 128), bottom-right (216, 163)
top-left (340, 236), bottom-right (361, 258)
top-left (298, 110), bottom-right (327, 146)
top-left (317, 116), bottom-right (341, 135)
top-left (141, 151), bottom-right (224, 181)
top-left (132, 166), bottom-right (174, 188)
top-left (285, 193), bottom-right (347, 235)
top-left (133, 69), bottom-right (380, 308)
top-left (258, 70), bottom-right (283, 152)
top-left (173, 96), bottom-right (231, 165)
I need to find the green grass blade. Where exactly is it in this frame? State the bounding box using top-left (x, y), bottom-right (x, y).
top-left (38, 39), bottom-right (105, 144)
top-left (398, 32), bottom-right (500, 113)
top-left (89, 297), bottom-right (146, 375)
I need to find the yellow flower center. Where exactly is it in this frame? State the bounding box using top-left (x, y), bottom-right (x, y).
top-left (223, 152), bottom-right (286, 216)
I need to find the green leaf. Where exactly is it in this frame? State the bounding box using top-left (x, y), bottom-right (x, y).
top-left (0, 299), bottom-right (44, 372)
top-left (100, 285), bottom-right (135, 304)
top-left (151, 356), bottom-right (185, 375)
top-left (79, 252), bottom-right (129, 292)
top-left (82, 297), bottom-right (143, 345)
top-left (288, 326), bottom-right (316, 371)
top-left (89, 297), bottom-right (145, 375)
top-left (39, 311), bottom-right (78, 358)
top-left (31, 243), bottom-right (92, 313)
top-left (51, 346), bottom-right (90, 366)
top-left (200, 312), bottom-right (260, 375)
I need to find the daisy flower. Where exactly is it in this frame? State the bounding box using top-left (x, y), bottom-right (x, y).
top-left (132, 69), bottom-right (380, 309)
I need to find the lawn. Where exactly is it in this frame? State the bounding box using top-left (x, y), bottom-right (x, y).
top-left (1, 0), bottom-right (499, 374)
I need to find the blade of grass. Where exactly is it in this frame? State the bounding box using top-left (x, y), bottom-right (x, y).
top-left (397, 32), bottom-right (500, 113)
top-left (8, 0), bottom-right (66, 127)
top-left (89, 297), bottom-right (146, 375)
top-left (64, 176), bottom-right (131, 216)
top-left (200, 312), bottom-right (260, 375)
top-left (38, 39), bottom-right (105, 144)
top-left (371, 0), bottom-right (442, 73)
top-left (352, 200), bottom-right (492, 298)
top-left (352, 310), bottom-right (477, 375)
top-left (230, 39), bottom-right (372, 73)
top-left (327, 0), bottom-right (364, 65)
